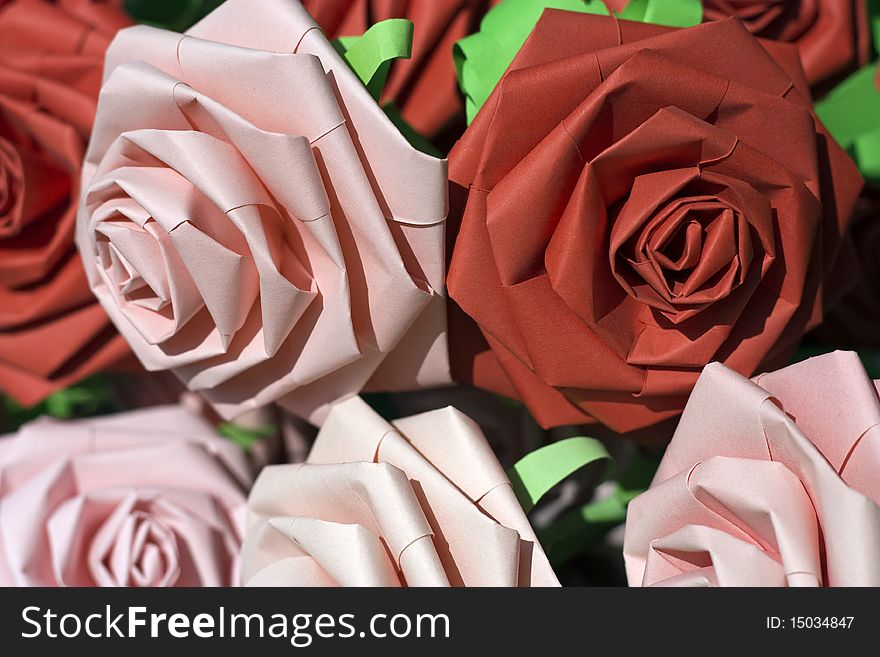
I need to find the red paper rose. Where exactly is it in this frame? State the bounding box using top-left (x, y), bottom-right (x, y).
top-left (447, 12), bottom-right (862, 434)
top-left (303, 0), bottom-right (495, 138)
top-left (0, 0), bottom-right (130, 405)
top-left (702, 0), bottom-right (870, 89)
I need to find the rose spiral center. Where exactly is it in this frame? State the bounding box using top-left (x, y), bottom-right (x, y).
top-left (610, 176), bottom-right (758, 324)
top-left (105, 511), bottom-right (181, 588)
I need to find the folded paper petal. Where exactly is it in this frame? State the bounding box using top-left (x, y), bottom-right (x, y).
top-left (624, 351), bottom-right (880, 587)
top-left (244, 396), bottom-right (558, 587)
top-left (76, 0), bottom-right (450, 424)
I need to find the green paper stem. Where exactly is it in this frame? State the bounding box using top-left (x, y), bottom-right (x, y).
top-left (507, 436), bottom-right (611, 514)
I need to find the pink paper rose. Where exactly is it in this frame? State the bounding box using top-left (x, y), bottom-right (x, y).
top-left (624, 351), bottom-right (880, 587)
top-left (75, 0), bottom-right (449, 424)
top-left (0, 406), bottom-right (251, 587)
top-left (243, 396), bottom-right (558, 587)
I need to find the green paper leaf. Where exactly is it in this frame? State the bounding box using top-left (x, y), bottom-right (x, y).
top-left (124, 0), bottom-right (223, 32)
top-left (2, 376), bottom-right (118, 433)
top-left (334, 19), bottom-right (414, 102)
top-left (816, 63), bottom-right (880, 186)
top-left (455, 0), bottom-right (608, 125)
top-left (334, 19), bottom-right (439, 157)
top-left (617, 0), bottom-right (702, 27)
top-left (454, 0), bottom-right (703, 124)
top-left (507, 436), bottom-right (611, 514)
top-left (219, 423), bottom-right (277, 450)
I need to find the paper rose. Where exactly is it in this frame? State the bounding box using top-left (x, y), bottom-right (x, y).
top-left (624, 352), bottom-right (880, 587)
top-left (447, 12), bottom-right (862, 433)
top-left (303, 0), bottom-right (497, 138)
top-left (702, 0), bottom-right (871, 89)
top-left (76, 0), bottom-right (450, 424)
top-left (0, 0), bottom-right (131, 406)
top-left (243, 396), bottom-right (558, 587)
top-left (0, 405), bottom-right (252, 587)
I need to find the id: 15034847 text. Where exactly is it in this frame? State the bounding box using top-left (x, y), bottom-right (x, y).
top-left (766, 617), bottom-right (854, 630)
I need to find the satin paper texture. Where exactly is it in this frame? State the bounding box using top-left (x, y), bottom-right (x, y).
top-left (76, 0), bottom-right (450, 424)
top-left (624, 351), bottom-right (880, 587)
top-left (243, 396), bottom-right (558, 587)
top-left (304, 0), bottom-right (497, 138)
top-left (0, 0), bottom-right (131, 406)
top-left (447, 12), bottom-right (862, 433)
top-left (702, 0), bottom-right (871, 89)
top-left (0, 405), bottom-right (251, 587)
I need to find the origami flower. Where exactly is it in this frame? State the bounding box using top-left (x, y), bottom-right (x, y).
top-left (447, 12), bottom-right (862, 433)
top-left (243, 396), bottom-right (558, 587)
top-left (624, 351), bottom-right (880, 587)
top-left (702, 0), bottom-right (871, 89)
top-left (304, 0), bottom-right (497, 138)
top-left (0, 0), bottom-right (131, 406)
top-left (0, 405), bottom-right (251, 587)
top-left (76, 0), bottom-right (450, 424)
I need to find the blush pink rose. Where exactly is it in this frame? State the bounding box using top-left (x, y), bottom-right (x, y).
top-left (0, 406), bottom-right (251, 587)
top-left (243, 396), bottom-right (558, 587)
top-left (75, 0), bottom-right (449, 425)
top-left (624, 351), bottom-right (880, 587)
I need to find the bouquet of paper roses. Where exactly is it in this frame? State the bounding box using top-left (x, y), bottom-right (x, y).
top-left (2, 0), bottom-right (880, 590)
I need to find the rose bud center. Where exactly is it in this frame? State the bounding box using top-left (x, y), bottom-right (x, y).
top-left (104, 510), bottom-right (181, 588)
top-left (609, 171), bottom-right (764, 324)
